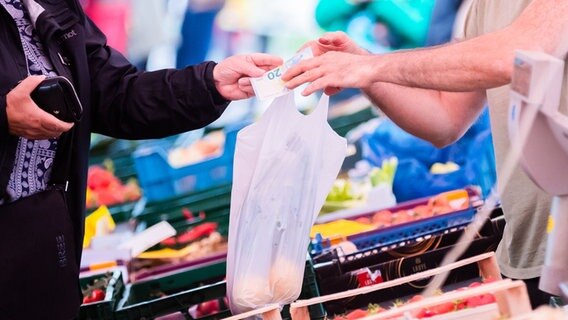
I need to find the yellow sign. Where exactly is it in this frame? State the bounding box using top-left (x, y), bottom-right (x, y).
top-left (83, 206), bottom-right (116, 248)
top-left (310, 219), bottom-right (375, 239)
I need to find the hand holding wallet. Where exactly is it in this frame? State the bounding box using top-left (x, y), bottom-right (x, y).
top-left (30, 76), bottom-right (83, 123)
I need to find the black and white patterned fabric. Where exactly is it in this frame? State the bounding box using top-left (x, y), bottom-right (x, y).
top-left (0, 0), bottom-right (59, 203)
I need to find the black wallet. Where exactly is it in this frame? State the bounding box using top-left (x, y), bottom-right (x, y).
top-left (31, 76), bottom-right (83, 123)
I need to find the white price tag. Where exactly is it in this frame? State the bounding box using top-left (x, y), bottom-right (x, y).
top-left (251, 47), bottom-right (314, 100)
top-left (118, 221), bottom-right (176, 257)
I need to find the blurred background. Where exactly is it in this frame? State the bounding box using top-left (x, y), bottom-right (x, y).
top-left (85, 0), bottom-right (494, 205)
top-left (79, 3), bottom-right (503, 318)
top-left (81, 0), bottom-right (468, 117)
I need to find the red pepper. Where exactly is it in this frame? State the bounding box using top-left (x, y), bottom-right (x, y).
top-left (182, 208), bottom-right (194, 221)
top-left (82, 289), bottom-right (105, 304)
top-left (161, 222), bottom-right (218, 246)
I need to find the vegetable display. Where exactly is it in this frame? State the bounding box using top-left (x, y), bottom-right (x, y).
top-left (334, 278), bottom-right (497, 320)
top-left (86, 165), bottom-right (141, 208)
top-left (355, 191), bottom-right (468, 229)
top-left (81, 272), bottom-right (112, 304)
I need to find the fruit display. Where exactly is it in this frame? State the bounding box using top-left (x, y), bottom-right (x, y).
top-left (322, 158), bottom-right (397, 213)
top-left (355, 191), bottom-right (465, 229)
top-left (130, 221), bottom-right (228, 280)
top-left (313, 189), bottom-right (471, 243)
top-left (332, 279), bottom-right (497, 320)
top-left (192, 298), bottom-right (224, 318)
top-left (86, 165), bottom-right (142, 208)
top-left (81, 272), bottom-right (112, 304)
top-left (160, 222), bottom-right (219, 247)
top-left (168, 130), bottom-right (225, 168)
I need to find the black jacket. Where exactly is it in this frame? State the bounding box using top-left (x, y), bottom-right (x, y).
top-left (0, 0), bottom-right (230, 266)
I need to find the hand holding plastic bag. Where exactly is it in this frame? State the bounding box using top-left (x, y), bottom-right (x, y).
top-left (227, 93), bottom-right (347, 315)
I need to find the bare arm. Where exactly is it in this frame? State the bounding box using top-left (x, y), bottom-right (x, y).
top-left (366, 0), bottom-right (568, 91)
top-left (284, 0), bottom-right (568, 145)
top-left (363, 84), bottom-right (486, 147)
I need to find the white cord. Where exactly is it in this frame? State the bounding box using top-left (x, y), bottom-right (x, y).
top-left (422, 99), bottom-right (540, 297)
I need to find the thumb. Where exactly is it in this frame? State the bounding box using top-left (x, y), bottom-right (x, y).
top-left (40, 111), bottom-right (75, 132)
top-left (239, 56), bottom-right (269, 78)
top-left (240, 64), bottom-right (266, 78)
top-left (16, 75), bottom-right (46, 94)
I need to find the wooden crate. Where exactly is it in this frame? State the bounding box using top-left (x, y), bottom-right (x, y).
top-left (222, 252), bottom-right (532, 320)
top-left (290, 252), bottom-right (531, 320)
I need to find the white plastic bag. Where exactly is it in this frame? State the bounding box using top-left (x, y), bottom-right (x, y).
top-left (226, 93), bottom-right (347, 315)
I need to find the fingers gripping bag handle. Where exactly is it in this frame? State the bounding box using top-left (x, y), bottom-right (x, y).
top-left (227, 93), bottom-right (347, 316)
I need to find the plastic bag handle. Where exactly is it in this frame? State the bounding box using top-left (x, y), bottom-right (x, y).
top-left (308, 93), bottom-right (329, 121)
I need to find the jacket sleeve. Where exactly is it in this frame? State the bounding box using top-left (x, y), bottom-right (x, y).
top-left (0, 95), bottom-right (7, 138)
top-left (82, 14), bottom-right (230, 140)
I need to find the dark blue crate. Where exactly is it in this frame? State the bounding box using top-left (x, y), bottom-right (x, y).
top-left (310, 188), bottom-right (482, 256)
top-left (348, 208), bottom-right (476, 250)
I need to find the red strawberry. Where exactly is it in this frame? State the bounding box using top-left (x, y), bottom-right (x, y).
top-left (479, 294), bottom-right (496, 305)
top-left (372, 210), bottom-right (393, 227)
top-left (429, 302), bottom-right (455, 315)
top-left (413, 205), bottom-right (433, 219)
top-left (412, 308), bottom-right (435, 318)
top-left (465, 293), bottom-right (495, 308)
top-left (345, 309), bottom-right (368, 320)
top-left (465, 296), bottom-right (483, 308)
top-left (355, 217), bottom-right (372, 224)
top-left (455, 299), bottom-right (467, 310)
top-left (195, 299), bottom-right (220, 317)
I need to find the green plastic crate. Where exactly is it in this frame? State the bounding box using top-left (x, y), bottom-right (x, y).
top-left (132, 210), bottom-right (230, 279)
top-left (135, 206), bottom-right (230, 234)
top-left (89, 136), bottom-right (166, 185)
top-left (133, 185), bottom-right (232, 226)
top-left (79, 270), bottom-right (125, 320)
top-left (329, 106), bottom-right (377, 137)
top-left (281, 259), bottom-right (326, 320)
top-left (141, 212), bottom-right (230, 252)
top-left (115, 260), bottom-right (228, 320)
top-left (116, 259), bottom-right (325, 320)
top-left (87, 201), bottom-right (137, 225)
top-left (168, 212), bottom-right (230, 235)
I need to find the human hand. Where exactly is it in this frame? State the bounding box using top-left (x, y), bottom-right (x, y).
top-left (283, 31), bottom-right (369, 95)
top-left (282, 51), bottom-right (376, 96)
top-left (6, 75), bottom-right (74, 139)
top-left (214, 53), bottom-right (283, 100)
top-left (302, 31), bottom-right (368, 57)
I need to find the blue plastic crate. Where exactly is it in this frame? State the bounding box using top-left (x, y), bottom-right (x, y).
top-left (311, 188), bottom-right (482, 255)
top-left (347, 207), bottom-right (476, 250)
top-left (133, 124), bottom-right (243, 201)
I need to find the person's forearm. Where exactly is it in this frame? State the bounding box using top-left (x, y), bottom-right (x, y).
top-left (366, 0), bottom-right (568, 91)
top-left (362, 83), bottom-right (486, 147)
top-left (367, 30), bottom-right (518, 91)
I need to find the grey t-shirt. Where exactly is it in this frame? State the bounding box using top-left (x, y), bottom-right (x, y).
top-left (463, 0), bottom-right (566, 279)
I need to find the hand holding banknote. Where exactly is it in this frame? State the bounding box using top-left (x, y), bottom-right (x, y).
top-left (214, 53), bottom-right (283, 100)
top-left (249, 47), bottom-right (315, 100)
top-left (282, 32), bottom-right (373, 96)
